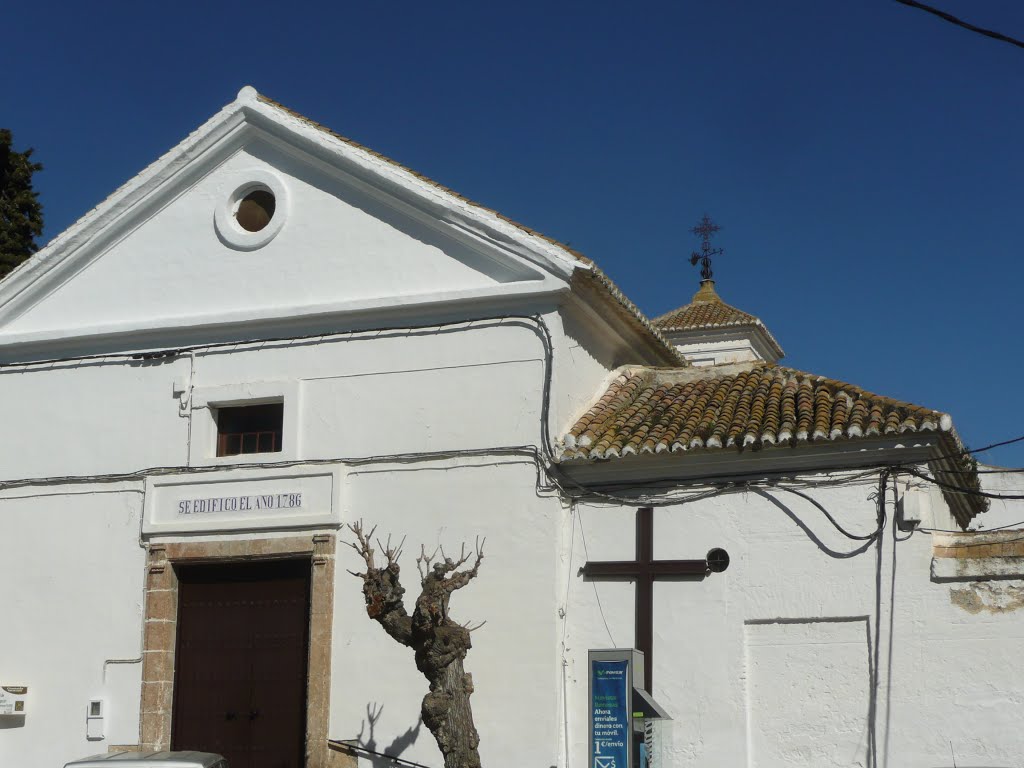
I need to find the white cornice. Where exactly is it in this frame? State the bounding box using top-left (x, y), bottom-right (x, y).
top-left (0, 105), bottom-right (248, 323)
top-left (664, 324), bottom-right (783, 364)
top-left (0, 281), bottom-right (569, 364)
top-left (239, 98), bottom-right (583, 281)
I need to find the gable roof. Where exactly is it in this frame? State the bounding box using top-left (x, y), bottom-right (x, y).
top-left (652, 280), bottom-right (784, 358)
top-left (0, 87), bottom-right (682, 366)
top-left (560, 362), bottom-right (985, 527)
top-left (253, 93), bottom-right (684, 365)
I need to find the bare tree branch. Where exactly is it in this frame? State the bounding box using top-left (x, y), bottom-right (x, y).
top-left (443, 537), bottom-right (485, 593)
top-left (347, 521), bottom-right (413, 646)
top-left (350, 523), bottom-right (485, 768)
top-left (416, 543), bottom-right (440, 584)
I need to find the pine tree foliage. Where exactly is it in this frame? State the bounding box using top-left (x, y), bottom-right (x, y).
top-left (0, 129), bottom-right (44, 280)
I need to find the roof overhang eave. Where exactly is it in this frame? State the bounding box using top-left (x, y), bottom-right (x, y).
top-left (557, 425), bottom-right (985, 530)
top-left (556, 434), bottom-right (940, 484)
top-left (925, 428), bottom-right (987, 529)
top-left (568, 268), bottom-right (686, 367)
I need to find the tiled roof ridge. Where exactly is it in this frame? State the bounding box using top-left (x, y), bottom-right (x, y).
top-left (650, 288), bottom-right (785, 359)
top-left (255, 94), bottom-right (685, 366)
top-left (257, 95), bottom-right (592, 263)
top-left (572, 270), bottom-right (687, 366)
top-left (653, 297), bottom-right (758, 325)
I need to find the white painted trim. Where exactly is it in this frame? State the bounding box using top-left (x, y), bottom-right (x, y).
top-left (0, 280), bottom-right (569, 362)
top-left (213, 167), bottom-right (290, 250)
top-left (560, 290), bottom-right (679, 368)
top-left (241, 97), bottom-right (583, 279)
top-left (247, 127), bottom-right (547, 284)
top-left (0, 109), bottom-right (248, 323)
top-left (664, 325), bottom-right (782, 364)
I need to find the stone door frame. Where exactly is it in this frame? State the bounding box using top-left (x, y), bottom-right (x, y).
top-left (139, 534), bottom-right (335, 768)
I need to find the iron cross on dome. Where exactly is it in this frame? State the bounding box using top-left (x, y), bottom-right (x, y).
top-left (689, 213), bottom-right (723, 281)
top-left (581, 507), bottom-right (730, 693)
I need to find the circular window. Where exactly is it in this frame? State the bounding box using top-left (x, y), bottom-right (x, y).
top-left (235, 188), bottom-right (276, 232)
top-left (214, 169), bottom-right (289, 251)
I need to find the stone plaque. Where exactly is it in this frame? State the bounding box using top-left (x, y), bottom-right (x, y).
top-left (143, 467), bottom-right (341, 535)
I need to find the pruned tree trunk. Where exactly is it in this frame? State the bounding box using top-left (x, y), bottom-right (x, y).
top-left (349, 522), bottom-right (485, 768)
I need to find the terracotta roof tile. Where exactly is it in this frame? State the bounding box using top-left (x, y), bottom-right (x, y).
top-left (652, 280), bottom-right (784, 358)
top-left (561, 363), bottom-right (985, 527)
top-left (653, 298), bottom-right (761, 331)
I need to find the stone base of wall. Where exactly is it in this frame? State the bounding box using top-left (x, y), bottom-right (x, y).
top-left (933, 530), bottom-right (1024, 581)
top-left (934, 530), bottom-right (1024, 560)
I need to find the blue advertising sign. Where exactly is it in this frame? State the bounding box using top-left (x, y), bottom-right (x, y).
top-left (591, 659), bottom-right (630, 768)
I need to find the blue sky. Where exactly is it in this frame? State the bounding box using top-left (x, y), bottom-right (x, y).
top-left (4, 1), bottom-right (1023, 466)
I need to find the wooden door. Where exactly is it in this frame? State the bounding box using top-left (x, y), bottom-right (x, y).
top-left (172, 559), bottom-right (311, 768)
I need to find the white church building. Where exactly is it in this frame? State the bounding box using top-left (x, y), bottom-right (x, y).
top-left (1, 87), bottom-right (1022, 768)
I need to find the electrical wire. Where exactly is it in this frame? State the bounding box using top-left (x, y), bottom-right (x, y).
top-left (893, 0), bottom-right (1024, 51)
top-left (768, 484), bottom-right (881, 541)
top-left (6, 304), bottom-right (1020, 504)
top-left (0, 313), bottom-right (558, 490)
top-left (919, 530), bottom-right (1024, 546)
top-left (970, 434), bottom-right (1024, 454)
top-left (866, 467), bottom-right (889, 767)
top-left (897, 466), bottom-right (1024, 500)
top-left (576, 512), bottom-right (618, 648)
top-left (8, 307), bottom-right (1022, 532)
top-left (0, 446), bottom-right (547, 493)
top-left (925, 433), bottom-right (1024, 464)
top-left (919, 518), bottom-right (1024, 534)
top-left (553, 464), bottom-right (907, 510)
top-left (0, 314), bottom-right (554, 372)
top-left (559, 506), bottom-right (578, 768)
top-left (335, 742), bottom-right (435, 768)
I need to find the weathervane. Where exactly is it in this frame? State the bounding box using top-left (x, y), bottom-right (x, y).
top-left (689, 214), bottom-right (723, 281)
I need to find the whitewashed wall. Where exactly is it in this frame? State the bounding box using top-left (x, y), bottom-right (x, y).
top-left (335, 458), bottom-right (565, 767)
top-left (0, 117), bottom-right (653, 764)
top-left (0, 310), bottom-right (594, 768)
top-left (0, 486), bottom-right (146, 768)
top-left (970, 465), bottom-right (1024, 531)
top-left (566, 475), bottom-right (1024, 768)
top-left (0, 320), bottom-right (551, 484)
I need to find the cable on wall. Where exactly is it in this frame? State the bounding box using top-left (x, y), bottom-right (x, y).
top-left (893, 0), bottom-right (1024, 51)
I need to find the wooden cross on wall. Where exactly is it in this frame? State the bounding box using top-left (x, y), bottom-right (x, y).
top-left (582, 506), bottom-right (730, 693)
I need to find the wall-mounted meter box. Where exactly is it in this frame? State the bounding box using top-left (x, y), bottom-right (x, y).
top-left (0, 686), bottom-right (28, 715)
top-left (86, 699), bottom-right (105, 740)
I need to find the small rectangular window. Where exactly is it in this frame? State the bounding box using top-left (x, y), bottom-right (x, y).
top-left (216, 402), bottom-right (284, 457)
